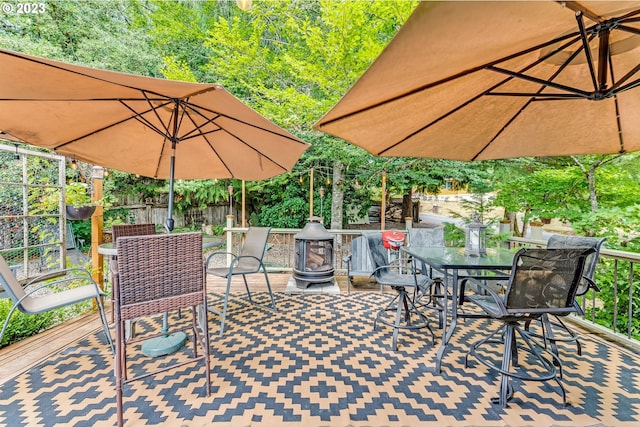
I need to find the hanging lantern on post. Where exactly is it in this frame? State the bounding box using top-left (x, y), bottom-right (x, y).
top-left (465, 213), bottom-right (487, 257)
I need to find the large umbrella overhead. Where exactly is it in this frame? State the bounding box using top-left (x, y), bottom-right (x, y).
top-left (0, 48), bottom-right (309, 229)
top-left (314, 1), bottom-right (640, 160)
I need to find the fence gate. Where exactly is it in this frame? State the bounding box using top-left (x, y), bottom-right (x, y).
top-left (0, 143), bottom-right (66, 282)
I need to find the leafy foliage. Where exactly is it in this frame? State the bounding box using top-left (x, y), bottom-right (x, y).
top-left (0, 299), bottom-right (57, 347)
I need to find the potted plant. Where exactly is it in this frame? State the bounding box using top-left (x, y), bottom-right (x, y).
top-left (65, 182), bottom-right (96, 220)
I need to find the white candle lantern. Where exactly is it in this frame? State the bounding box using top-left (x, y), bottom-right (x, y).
top-left (465, 213), bottom-right (487, 256)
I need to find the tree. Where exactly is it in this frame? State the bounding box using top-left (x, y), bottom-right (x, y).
top-left (177, 0), bottom-right (418, 228)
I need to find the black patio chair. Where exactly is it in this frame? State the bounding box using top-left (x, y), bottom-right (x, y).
top-left (366, 232), bottom-right (435, 351)
top-left (528, 235), bottom-right (606, 357)
top-left (343, 234), bottom-right (375, 294)
top-left (406, 226), bottom-right (447, 324)
top-left (463, 247), bottom-right (594, 407)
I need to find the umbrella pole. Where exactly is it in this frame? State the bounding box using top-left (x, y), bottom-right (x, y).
top-left (166, 146), bottom-right (176, 232)
top-left (142, 144), bottom-right (187, 357)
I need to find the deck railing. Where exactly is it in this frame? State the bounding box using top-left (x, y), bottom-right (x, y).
top-left (225, 227), bottom-right (640, 352)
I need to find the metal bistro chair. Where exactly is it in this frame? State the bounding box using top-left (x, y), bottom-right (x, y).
top-left (463, 247), bottom-right (594, 407)
top-left (366, 232), bottom-right (435, 351)
top-left (0, 253), bottom-right (113, 351)
top-left (530, 235), bottom-right (606, 357)
top-left (406, 226), bottom-right (447, 325)
top-left (205, 227), bottom-right (277, 336)
top-left (114, 232), bottom-right (210, 427)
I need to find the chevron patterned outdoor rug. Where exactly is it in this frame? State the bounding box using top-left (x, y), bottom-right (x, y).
top-left (0, 291), bottom-right (638, 427)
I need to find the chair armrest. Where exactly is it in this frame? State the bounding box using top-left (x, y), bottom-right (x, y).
top-left (20, 268), bottom-right (104, 303)
top-left (577, 276), bottom-right (598, 295)
top-left (205, 250), bottom-right (235, 267)
top-left (24, 268), bottom-right (88, 286)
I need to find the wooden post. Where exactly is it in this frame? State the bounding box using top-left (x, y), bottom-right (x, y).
top-left (309, 168), bottom-right (314, 218)
top-left (91, 167), bottom-right (105, 309)
top-left (381, 170), bottom-right (386, 230)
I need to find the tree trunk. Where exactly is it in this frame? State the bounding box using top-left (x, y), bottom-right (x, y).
top-left (571, 155), bottom-right (608, 212)
top-left (586, 166), bottom-right (598, 212)
top-left (331, 160), bottom-right (344, 230)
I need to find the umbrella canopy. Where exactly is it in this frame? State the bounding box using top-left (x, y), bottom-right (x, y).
top-left (0, 48), bottom-right (308, 181)
top-left (314, 1), bottom-right (640, 161)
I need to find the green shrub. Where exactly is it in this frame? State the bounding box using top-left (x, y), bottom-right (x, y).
top-left (0, 299), bottom-right (59, 347)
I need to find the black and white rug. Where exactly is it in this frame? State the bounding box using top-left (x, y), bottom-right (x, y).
top-left (0, 292), bottom-right (637, 427)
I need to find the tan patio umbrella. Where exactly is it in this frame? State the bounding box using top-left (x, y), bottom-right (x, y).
top-left (314, 1), bottom-right (640, 160)
top-left (0, 48), bottom-right (309, 229)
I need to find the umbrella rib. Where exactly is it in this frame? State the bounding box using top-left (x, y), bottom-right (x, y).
top-left (615, 77), bottom-right (640, 93)
top-left (608, 56), bottom-right (626, 154)
top-left (382, 25), bottom-right (595, 157)
top-left (618, 24), bottom-right (640, 36)
top-left (54, 96), bottom-right (180, 151)
top-left (183, 105), bottom-right (293, 175)
top-left (120, 97), bottom-right (174, 137)
top-left (317, 31), bottom-right (582, 129)
top-left (52, 99), bottom-right (171, 150)
top-left (488, 66), bottom-right (592, 99)
top-left (575, 11), bottom-right (600, 92)
top-left (486, 33), bottom-right (589, 98)
top-left (476, 34), bottom-right (599, 160)
top-left (180, 109), bottom-right (234, 177)
top-left (192, 103), bottom-right (305, 145)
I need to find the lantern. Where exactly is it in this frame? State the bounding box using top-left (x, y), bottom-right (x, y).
top-left (465, 213), bottom-right (487, 256)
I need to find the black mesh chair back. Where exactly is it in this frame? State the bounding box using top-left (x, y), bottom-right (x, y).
top-left (365, 232), bottom-right (392, 280)
top-left (546, 235), bottom-right (605, 295)
top-left (504, 248), bottom-right (591, 315)
top-left (408, 226), bottom-right (445, 248)
top-left (535, 235), bottom-right (606, 356)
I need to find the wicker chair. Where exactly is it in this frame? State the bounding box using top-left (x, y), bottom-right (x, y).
top-left (463, 247), bottom-right (594, 407)
top-left (366, 232), bottom-right (435, 351)
top-left (114, 232), bottom-right (210, 427)
top-left (109, 223), bottom-right (157, 332)
top-left (0, 254), bottom-right (113, 351)
top-left (205, 227), bottom-right (276, 336)
top-left (111, 223), bottom-right (157, 241)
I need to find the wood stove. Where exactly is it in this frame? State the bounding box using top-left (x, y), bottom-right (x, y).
top-left (293, 217), bottom-right (334, 288)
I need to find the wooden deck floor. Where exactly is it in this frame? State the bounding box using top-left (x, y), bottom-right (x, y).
top-left (0, 273), bottom-right (375, 385)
